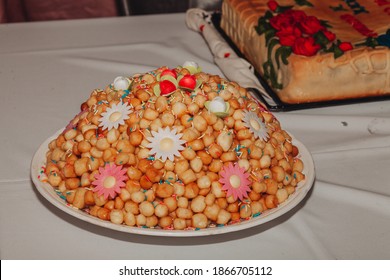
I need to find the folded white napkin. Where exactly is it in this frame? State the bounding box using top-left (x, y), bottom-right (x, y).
top-left (186, 8), bottom-right (276, 106)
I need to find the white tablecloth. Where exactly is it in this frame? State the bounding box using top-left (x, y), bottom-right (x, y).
top-left (1, 14), bottom-right (390, 260)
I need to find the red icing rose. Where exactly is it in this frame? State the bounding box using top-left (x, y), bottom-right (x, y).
top-left (276, 26), bottom-right (302, 46)
top-left (267, 0), bottom-right (278, 12)
top-left (270, 13), bottom-right (294, 30)
top-left (339, 42), bottom-right (353, 52)
top-left (285, 9), bottom-right (307, 23)
top-left (292, 37), bottom-right (321, 56)
top-left (270, 10), bottom-right (307, 31)
top-left (323, 30), bottom-right (336, 42)
top-left (178, 74), bottom-right (197, 90)
top-left (299, 16), bottom-right (324, 35)
top-left (160, 80), bottom-right (177, 95)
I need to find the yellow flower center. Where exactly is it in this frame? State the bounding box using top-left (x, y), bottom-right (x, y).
top-left (250, 119), bottom-right (261, 131)
top-left (229, 175), bottom-right (241, 189)
top-left (109, 111), bottom-right (122, 122)
top-left (159, 137), bottom-right (174, 152)
top-left (103, 176), bottom-right (116, 189)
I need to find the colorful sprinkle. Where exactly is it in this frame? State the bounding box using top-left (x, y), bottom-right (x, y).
top-left (121, 89), bottom-right (130, 99)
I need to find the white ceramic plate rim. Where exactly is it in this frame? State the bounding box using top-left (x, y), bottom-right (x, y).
top-left (31, 128), bottom-right (315, 237)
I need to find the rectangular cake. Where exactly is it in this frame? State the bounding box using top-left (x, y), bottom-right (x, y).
top-left (220, 0), bottom-right (390, 104)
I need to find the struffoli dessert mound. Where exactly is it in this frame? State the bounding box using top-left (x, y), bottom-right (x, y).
top-left (44, 62), bottom-right (305, 230)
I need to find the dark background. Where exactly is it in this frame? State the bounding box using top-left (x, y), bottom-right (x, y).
top-left (0, 0), bottom-right (223, 23)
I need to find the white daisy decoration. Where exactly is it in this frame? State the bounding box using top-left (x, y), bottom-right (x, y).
top-left (98, 102), bottom-right (132, 131)
top-left (146, 127), bottom-right (186, 162)
top-left (242, 110), bottom-right (269, 141)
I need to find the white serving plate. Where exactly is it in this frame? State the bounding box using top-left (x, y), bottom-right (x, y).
top-left (31, 129), bottom-right (315, 237)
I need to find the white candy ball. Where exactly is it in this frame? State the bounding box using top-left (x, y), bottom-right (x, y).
top-left (209, 97), bottom-right (227, 113)
top-left (113, 76), bottom-right (130, 90)
top-left (183, 61), bottom-right (199, 69)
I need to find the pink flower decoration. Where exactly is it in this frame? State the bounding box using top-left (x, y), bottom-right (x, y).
top-left (219, 163), bottom-right (251, 201)
top-left (92, 164), bottom-right (128, 199)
